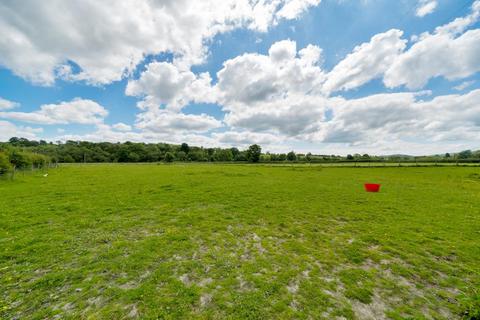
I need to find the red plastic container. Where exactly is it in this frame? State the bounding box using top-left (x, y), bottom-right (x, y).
top-left (364, 183), bottom-right (381, 192)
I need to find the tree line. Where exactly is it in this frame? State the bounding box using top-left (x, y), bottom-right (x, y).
top-left (1, 138), bottom-right (265, 166)
top-left (1, 137), bottom-right (479, 173)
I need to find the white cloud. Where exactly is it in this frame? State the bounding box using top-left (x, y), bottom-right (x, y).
top-left (112, 122), bottom-right (132, 132)
top-left (0, 98), bottom-right (108, 125)
top-left (217, 40), bottom-right (325, 105)
top-left (384, 1), bottom-right (480, 89)
top-left (56, 124), bottom-right (145, 143)
top-left (215, 40), bottom-right (328, 136)
top-left (315, 89), bottom-right (480, 146)
top-left (416, 0), bottom-right (437, 17)
top-left (268, 39), bottom-right (297, 62)
top-left (0, 97), bottom-right (19, 110)
top-left (0, 120), bottom-right (43, 141)
top-left (434, 0), bottom-right (480, 35)
top-left (223, 94), bottom-right (330, 136)
top-left (276, 0), bottom-right (321, 19)
top-left (135, 109), bottom-right (222, 134)
top-left (384, 29), bottom-right (480, 89)
top-left (322, 29), bottom-right (406, 94)
top-left (454, 80), bottom-right (475, 91)
top-left (213, 131), bottom-right (282, 147)
top-left (126, 62), bottom-right (217, 111)
top-left (0, 0), bottom-right (321, 86)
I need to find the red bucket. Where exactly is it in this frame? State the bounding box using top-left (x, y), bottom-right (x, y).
top-left (364, 183), bottom-right (381, 192)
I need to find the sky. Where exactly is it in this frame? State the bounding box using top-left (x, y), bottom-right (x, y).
top-left (0, 0), bottom-right (479, 155)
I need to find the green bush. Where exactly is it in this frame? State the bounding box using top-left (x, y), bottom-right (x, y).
top-left (164, 152), bottom-right (174, 163)
top-left (31, 153), bottom-right (49, 168)
top-left (9, 151), bottom-right (33, 169)
top-left (0, 152), bottom-right (11, 174)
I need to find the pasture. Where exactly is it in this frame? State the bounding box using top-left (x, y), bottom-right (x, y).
top-left (1, 164), bottom-right (479, 319)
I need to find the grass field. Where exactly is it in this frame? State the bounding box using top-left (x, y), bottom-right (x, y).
top-left (1, 164), bottom-right (480, 319)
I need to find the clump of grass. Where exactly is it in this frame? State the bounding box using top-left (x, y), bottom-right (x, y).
top-left (339, 268), bottom-right (375, 304)
top-left (460, 290), bottom-right (480, 320)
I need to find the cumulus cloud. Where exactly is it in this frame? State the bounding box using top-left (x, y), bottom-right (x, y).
top-left (416, 0), bottom-right (438, 17)
top-left (223, 94), bottom-right (330, 136)
top-left (126, 62), bottom-right (217, 111)
top-left (276, 0), bottom-right (321, 19)
top-left (214, 40), bottom-right (328, 136)
top-left (315, 89), bottom-right (480, 145)
top-left (213, 131), bottom-right (282, 147)
top-left (135, 109), bottom-right (222, 134)
top-left (322, 29), bottom-right (406, 94)
top-left (112, 122), bottom-right (132, 132)
top-left (0, 120), bottom-right (42, 141)
top-left (384, 29), bottom-right (480, 89)
top-left (0, 97), bottom-right (19, 110)
top-left (384, 1), bottom-right (480, 89)
top-left (0, 0), bottom-right (321, 85)
top-left (217, 40), bottom-right (325, 104)
top-left (0, 98), bottom-right (108, 125)
top-left (268, 39), bottom-right (297, 62)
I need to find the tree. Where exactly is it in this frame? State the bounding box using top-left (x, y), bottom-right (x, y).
top-left (445, 153), bottom-right (451, 158)
top-left (164, 152), bottom-right (175, 162)
top-left (230, 147), bottom-right (240, 159)
top-left (346, 154), bottom-right (354, 160)
top-left (458, 150), bottom-right (473, 159)
top-left (127, 152), bottom-right (140, 162)
top-left (180, 143), bottom-right (190, 154)
top-left (287, 151), bottom-right (297, 161)
top-left (206, 148), bottom-right (215, 161)
top-left (306, 152), bottom-right (312, 162)
top-left (234, 151), bottom-right (247, 161)
top-left (246, 144), bottom-right (261, 163)
top-left (176, 151), bottom-right (187, 161)
top-left (188, 150), bottom-right (206, 161)
top-left (214, 149), bottom-right (233, 161)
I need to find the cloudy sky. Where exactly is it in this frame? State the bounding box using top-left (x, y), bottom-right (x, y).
top-left (0, 0), bottom-right (479, 155)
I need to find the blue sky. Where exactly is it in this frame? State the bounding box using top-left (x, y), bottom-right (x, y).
top-left (0, 0), bottom-right (479, 155)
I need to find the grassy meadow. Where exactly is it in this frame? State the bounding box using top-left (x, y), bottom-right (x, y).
top-left (1, 164), bottom-right (480, 319)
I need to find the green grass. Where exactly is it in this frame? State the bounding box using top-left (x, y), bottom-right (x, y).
top-left (1, 164), bottom-right (479, 319)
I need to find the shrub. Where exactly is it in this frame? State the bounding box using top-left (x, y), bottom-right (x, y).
top-left (0, 152), bottom-right (11, 174)
top-left (164, 152), bottom-right (174, 163)
top-left (9, 151), bottom-right (33, 169)
top-left (31, 153), bottom-right (49, 168)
